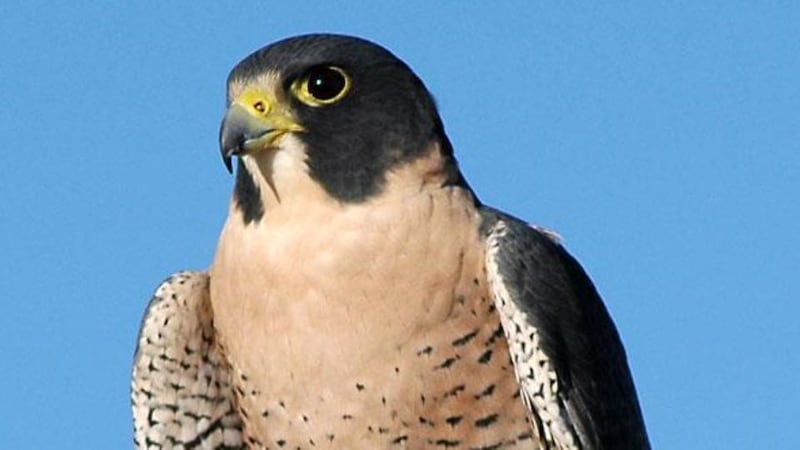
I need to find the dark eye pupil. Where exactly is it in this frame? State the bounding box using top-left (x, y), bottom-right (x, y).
top-left (307, 67), bottom-right (346, 101)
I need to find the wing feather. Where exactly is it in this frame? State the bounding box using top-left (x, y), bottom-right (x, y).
top-left (131, 271), bottom-right (244, 449)
top-left (481, 208), bottom-right (649, 450)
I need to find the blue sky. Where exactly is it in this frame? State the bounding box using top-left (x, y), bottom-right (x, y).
top-left (1, 2), bottom-right (798, 448)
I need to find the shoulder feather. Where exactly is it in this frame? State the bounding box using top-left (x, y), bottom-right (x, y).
top-left (131, 271), bottom-right (244, 449)
top-left (481, 208), bottom-right (649, 450)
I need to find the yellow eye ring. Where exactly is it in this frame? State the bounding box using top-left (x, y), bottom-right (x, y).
top-left (292, 66), bottom-right (351, 106)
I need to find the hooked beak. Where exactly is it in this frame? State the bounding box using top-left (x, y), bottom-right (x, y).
top-left (218, 93), bottom-right (304, 173)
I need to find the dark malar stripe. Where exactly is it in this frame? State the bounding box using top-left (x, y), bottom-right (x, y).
top-left (233, 159), bottom-right (264, 224)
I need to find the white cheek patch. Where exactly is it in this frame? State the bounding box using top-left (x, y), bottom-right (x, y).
top-left (240, 132), bottom-right (337, 211)
top-left (271, 134), bottom-right (310, 176)
top-left (241, 133), bottom-right (309, 182)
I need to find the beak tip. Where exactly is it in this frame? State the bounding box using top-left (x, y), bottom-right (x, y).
top-left (223, 154), bottom-right (233, 174)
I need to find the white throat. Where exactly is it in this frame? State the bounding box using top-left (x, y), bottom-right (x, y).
top-left (240, 134), bottom-right (335, 212)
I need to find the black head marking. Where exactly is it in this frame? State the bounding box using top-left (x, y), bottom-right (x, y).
top-left (228, 34), bottom-right (471, 206)
top-left (233, 159), bottom-right (264, 224)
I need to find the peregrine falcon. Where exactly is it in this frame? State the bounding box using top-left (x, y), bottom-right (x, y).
top-left (132, 34), bottom-right (650, 449)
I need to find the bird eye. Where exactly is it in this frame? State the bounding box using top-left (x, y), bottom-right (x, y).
top-left (293, 66), bottom-right (351, 106)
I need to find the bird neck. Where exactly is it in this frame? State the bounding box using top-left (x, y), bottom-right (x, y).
top-left (231, 138), bottom-right (471, 226)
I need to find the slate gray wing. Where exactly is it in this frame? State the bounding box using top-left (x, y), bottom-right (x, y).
top-left (481, 208), bottom-right (650, 450)
top-left (131, 271), bottom-right (244, 449)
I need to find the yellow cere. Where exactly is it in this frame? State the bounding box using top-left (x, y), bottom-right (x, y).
top-left (234, 89), bottom-right (305, 135)
top-left (236, 89), bottom-right (276, 117)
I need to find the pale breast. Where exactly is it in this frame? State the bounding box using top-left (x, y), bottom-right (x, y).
top-left (210, 188), bottom-right (535, 449)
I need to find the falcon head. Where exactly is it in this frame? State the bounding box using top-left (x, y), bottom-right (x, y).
top-left (219, 34), bottom-right (466, 223)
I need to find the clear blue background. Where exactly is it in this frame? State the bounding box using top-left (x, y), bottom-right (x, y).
top-left (1, 2), bottom-right (797, 448)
